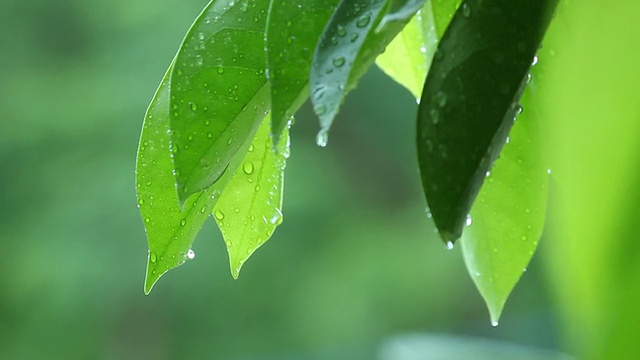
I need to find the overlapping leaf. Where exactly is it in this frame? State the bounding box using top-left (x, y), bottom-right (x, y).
top-left (417, 0), bottom-right (558, 243)
top-left (169, 0), bottom-right (271, 203)
top-left (310, 0), bottom-right (419, 146)
top-left (265, 0), bottom-right (341, 143)
top-left (375, 2), bottom-right (436, 99)
top-left (213, 115), bottom-right (289, 278)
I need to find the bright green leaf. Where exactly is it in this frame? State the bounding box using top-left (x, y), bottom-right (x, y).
top-left (376, 2), bottom-right (437, 99)
top-left (416, 0), bottom-right (558, 243)
top-left (310, 0), bottom-right (418, 146)
top-left (460, 71), bottom-right (549, 324)
top-left (265, 0), bottom-right (341, 143)
top-left (137, 66), bottom-right (226, 294)
top-left (213, 114), bottom-right (289, 278)
top-left (431, 0), bottom-right (462, 37)
top-left (169, 0), bottom-right (271, 203)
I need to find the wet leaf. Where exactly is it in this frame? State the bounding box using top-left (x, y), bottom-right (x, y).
top-left (137, 66), bottom-right (226, 294)
top-left (310, 0), bottom-right (415, 146)
top-left (265, 0), bottom-right (341, 144)
top-left (460, 69), bottom-right (549, 324)
top-left (169, 0), bottom-right (271, 203)
top-left (431, 0), bottom-right (462, 37)
top-left (375, 2), bottom-right (437, 99)
top-left (213, 114), bottom-right (289, 278)
top-left (416, 0), bottom-right (558, 243)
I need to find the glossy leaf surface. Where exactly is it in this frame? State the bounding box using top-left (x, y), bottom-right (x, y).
top-left (310, 0), bottom-right (419, 146)
top-left (461, 72), bottom-right (549, 324)
top-left (137, 68), bottom-right (225, 294)
top-left (417, 0), bottom-right (557, 243)
top-left (265, 0), bottom-right (340, 143)
top-left (169, 0), bottom-right (271, 203)
top-left (214, 115), bottom-right (289, 278)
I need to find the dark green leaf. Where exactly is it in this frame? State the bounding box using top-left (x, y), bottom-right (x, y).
top-left (311, 0), bottom-right (421, 146)
top-left (169, 0), bottom-right (271, 203)
top-left (417, 0), bottom-right (558, 243)
top-left (213, 114), bottom-right (289, 278)
top-left (265, 0), bottom-right (341, 143)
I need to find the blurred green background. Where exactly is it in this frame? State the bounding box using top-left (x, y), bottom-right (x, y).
top-left (0, 0), bottom-right (616, 359)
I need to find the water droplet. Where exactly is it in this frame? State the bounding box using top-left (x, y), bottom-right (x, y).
top-left (243, 162), bottom-right (254, 175)
top-left (465, 215), bottom-right (473, 227)
top-left (546, 168), bottom-right (552, 174)
top-left (150, 252), bottom-right (157, 263)
top-left (336, 24), bottom-right (347, 37)
top-left (491, 321), bottom-right (499, 327)
top-left (445, 241), bottom-right (454, 250)
top-left (144, 217), bottom-right (151, 223)
top-left (532, 55), bottom-right (539, 65)
top-left (434, 92), bottom-right (447, 107)
top-left (462, 3), bottom-right (471, 17)
top-left (350, 33), bottom-right (359, 43)
top-left (214, 210), bottom-right (225, 220)
top-left (356, 14), bottom-right (371, 28)
top-left (430, 108), bottom-right (439, 124)
top-left (180, 219), bottom-right (186, 226)
top-left (187, 249), bottom-right (196, 259)
top-left (332, 56), bottom-right (346, 67)
top-left (316, 129), bottom-right (329, 147)
top-left (314, 103), bottom-right (326, 116)
top-left (234, 208), bottom-right (240, 214)
top-left (190, 102), bottom-right (198, 111)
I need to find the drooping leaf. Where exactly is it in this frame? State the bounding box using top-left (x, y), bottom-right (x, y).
top-left (265, 0), bottom-right (341, 143)
top-left (460, 69), bottom-right (549, 324)
top-left (169, 0), bottom-right (271, 203)
top-left (137, 66), bottom-right (227, 294)
top-left (375, 2), bottom-right (437, 99)
top-left (416, 0), bottom-right (558, 243)
top-left (213, 114), bottom-right (289, 278)
top-left (310, 0), bottom-right (419, 146)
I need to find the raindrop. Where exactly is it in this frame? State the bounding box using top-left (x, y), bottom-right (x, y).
top-left (356, 14), bottom-right (371, 28)
top-left (465, 215), bottom-right (473, 227)
top-left (462, 3), bottom-right (471, 17)
top-left (350, 33), bottom-right (359, 43)
top-left (491, 321), bottom-right (499, 327)
top-left (234, 208), bottom-right (240, 214)
top-left (242, 162), bottom-right (254, 175)
top-left (316, 129), bottom-right (329, 147)
top-left (187, 249), bottom-right (196, 260)
top-left (531, 55), bottom-right (539, 65)
top-left (217, 67), bottom-right (225, 74)
top-left (180, 219), bottom-right (187, 227)
top-left (150, 252), bottom-right (157, 263)
top-left (248, 144), bottom-right (255, 152)
top-left (336, 24), bottom-right (347, 37)
top-left (445, 241), bottom-right (454, 250)
top-left (434, 92), bottom-right (447, 107)
top-left (332, 56), bottom-right (346, 67)
top-left (214, 210), bottom-right (225, 220)
top-left (314, 103), bottom-right (327, 116)
top-left (190, 102), bottom-right (198, 111)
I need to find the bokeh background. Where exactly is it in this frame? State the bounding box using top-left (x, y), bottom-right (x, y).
top-left (3, 0), bottom-right (637, 359)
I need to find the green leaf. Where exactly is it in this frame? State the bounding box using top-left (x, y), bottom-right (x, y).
top-left (375, 2), bottom-right (437, 99)
top-left (213, 114), bottom-right (289, 278)
top-left (310, 0), bottom-right (417, 146)
top-left (460, 71), bottom-right (549, 324)
top-left (265, 0), bottom-right (341, 143)
top-left (416, 0), bottom-right (558, 243)
top-left (137, 66), bottom-right (227, 294)
top-left (169, 0), bottom-right (271, 203)
top-left (431, 0), bottom-right (462, 37)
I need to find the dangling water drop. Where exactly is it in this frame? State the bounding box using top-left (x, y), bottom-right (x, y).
top-left (187, 249), bottom-right (196, 259)
top-left (316, 129), bottom-right (329, 147)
